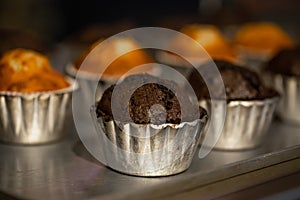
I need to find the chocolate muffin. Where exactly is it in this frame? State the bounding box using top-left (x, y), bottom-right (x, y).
top-left (187, 60), bottom-right (279, 150)
top-left (188, 60), bottom-right (277, 101)
top-left (265, 47), bottom-right (300, 76)
top-left (91, 74), bottom-right (208, 176)
top-left (264, 47), bottom-right (300, 124)
top-left (97, 74), bottom-right (206, 125)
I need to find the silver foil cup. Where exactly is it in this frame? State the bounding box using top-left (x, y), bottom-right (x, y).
top-left (199, 97), bottom-right (279, 150)
top-left (0, 78), bottom-right (77, 145)
top-left (90, 106), bottom-right (208, 177)
top-left (265, 73), bottom-right (300, 124)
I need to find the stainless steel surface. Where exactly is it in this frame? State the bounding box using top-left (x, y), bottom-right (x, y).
top-left (91, 106), bottom-right (208, 176)
top-left (269, 73), bottom-right (300, 125)
top-left (0, 120), bottom-right (299, 200)
top-left (0, 78), bottom-right (77, 144)
top-left (199, 97), bottom-right (279, 150)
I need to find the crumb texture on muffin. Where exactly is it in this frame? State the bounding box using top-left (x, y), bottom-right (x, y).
top-left (188, 60), bottom-right (277, 100)
top-left (0, 48), bottom-right (69, 92)
top-left (96, 74), bottom-right (205, 125)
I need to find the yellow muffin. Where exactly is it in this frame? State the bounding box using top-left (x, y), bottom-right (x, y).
top-left (75, 37), bottom-right (154, 78)
top-left (234, 22), bottom-right (295, 56)
top-left (0, 48), bottom-right (69, 92)
top-left (179, 24), bottom-right (237, 62)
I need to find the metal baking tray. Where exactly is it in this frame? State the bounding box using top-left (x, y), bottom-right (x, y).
top-left (0, 118), bottom-right (299, 200)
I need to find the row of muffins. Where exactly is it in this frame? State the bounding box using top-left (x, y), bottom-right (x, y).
top-left (0, 21), bottom-right (298, 175)
top-left (90, 59), bottom-right (279, 175)
top-left (69, 23), bottom-right (299, 176)
top-left (159, 22), bottom-right (296, 72)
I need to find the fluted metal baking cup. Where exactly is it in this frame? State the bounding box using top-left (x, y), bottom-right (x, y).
top-left (266, 73), bottom-right (300, 124)
top-left (0, 78), bottom-right (77, 144)
top-left (90, 106), bottom-right (208, 177)
top-left (199, 97), bottom-right (278, 150)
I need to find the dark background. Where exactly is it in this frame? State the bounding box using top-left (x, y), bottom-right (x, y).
top-left (0, 0), bottom-right (299, 44)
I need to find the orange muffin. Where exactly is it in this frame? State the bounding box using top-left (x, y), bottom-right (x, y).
top-left (75, 37), bottom-right (155, 78)
top-left (159, 24), bottom-right (238, 68)
top-left (0, 49), bottom-right (76, 144)
top-left (0, 48), bottom-right (69, 92)
top-left (234, 22), bottom-right (295, 57)
top-left (180, 24), bottom-right (237, 62)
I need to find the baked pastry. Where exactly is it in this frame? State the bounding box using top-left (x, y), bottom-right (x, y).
top-left (157, 24), bottom-right (238, 69)
top-left (97, 74), bottom-right (206, 124)
top-left (91, 74), bottom-right (208, 176)
top-left (188, 60), bottom-right (277, 100)
top-left (180, 24), bottom-right (236, 61)
top-left (264, 47), bottom-right (300, 124)
top-left (74, 37), bottom-right (154, 78)
top-left (233, 22), bottom-right (295, 68)
top-left (265, 47), bottom-right (300, 76)
top-left (0, 48), bottom-right (69, 92)
top-left (187, 60), bottom-right (279, 150)
top-left (234, 22), bottom-right (294, 55)
top-left (66, 36), bottom-right (159, 113)
top-left (0, 49), bottom-right (76, 144)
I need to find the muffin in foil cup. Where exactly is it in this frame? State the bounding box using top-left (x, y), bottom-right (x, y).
top-left (265, 73), bottom-right (300, 124)
top-left (90, 106), bottom-right (208, 177)
top-left (199, 97), bottom-right (279, 150)
top-left (0, 78), bottom-right (77, 145)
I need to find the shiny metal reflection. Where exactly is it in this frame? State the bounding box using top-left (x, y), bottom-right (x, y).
top-left (200, 97), bottom-right (279, 150)
top-left (0, 78), bottom-right (77, 144)
top-left (91, 106), bottom-right (208, 177)
top-left (268, 74), bottom-right (300, 125)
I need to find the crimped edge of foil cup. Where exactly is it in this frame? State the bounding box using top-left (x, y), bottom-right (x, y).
top-left (199, 96), bottom-right (279, 150)
top-left (0, 77), bottom-right (78, 96)
top-left (0, 78), bottom-right (78, 144)
top-left (90, 105), bottom-right (208, 177)
top-left (265, 72), bottom-right (300, 124)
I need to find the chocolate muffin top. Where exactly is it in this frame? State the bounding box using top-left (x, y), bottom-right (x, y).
top-left (96, 74), bottom-right (206, 125)
top-left (265, 47), bottom-right (300, 76)
top-left (188, 60), bottom-right (277, 101)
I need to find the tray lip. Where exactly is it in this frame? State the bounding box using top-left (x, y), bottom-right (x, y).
top-left (92, 144), bottom-right (300, 200)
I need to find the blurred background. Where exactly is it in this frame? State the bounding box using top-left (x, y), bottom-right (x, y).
top-left (0, 0), bottom-right (299, 44)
